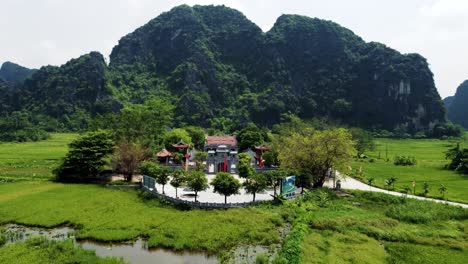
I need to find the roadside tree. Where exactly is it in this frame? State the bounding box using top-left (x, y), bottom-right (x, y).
top-left (244, 173), bottom-right (268, 202)
top-left (278, 128), bottom-right (356, 188)
top-left (211, 172), bottom-right (241, 204)
top-left (186, 171), bottom-right (209, 202)
top-left (170, 169), bottom-right (186, 198)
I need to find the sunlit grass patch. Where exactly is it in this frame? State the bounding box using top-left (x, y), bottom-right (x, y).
top-left (0, 133), bottom-right (77, 180)
top-left (352, 138), bottom-right (468, 203)
top-left (385, 242), bottom-right (468, 264)
top-left (301, 230), bottom-right (387, 264)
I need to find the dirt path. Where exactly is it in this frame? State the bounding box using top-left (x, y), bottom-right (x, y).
top-left (324, 173), bottom-right (468, 208)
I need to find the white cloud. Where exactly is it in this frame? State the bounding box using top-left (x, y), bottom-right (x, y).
top-left (420, 0), bottom-right (468, 17)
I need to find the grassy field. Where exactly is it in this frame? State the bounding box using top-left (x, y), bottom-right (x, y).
top-left (0, 181), bottom-right (282, 260)
top-left (0, 182), bottom-right (467, 263)
top-left (295, 190), bottom-right (468, 264)
top-left (0, 134), bottom-right (467, 263)
top-left (352, 138), bottom-right (468, 203)
top-left (0, 133), bottom-right (77, 181)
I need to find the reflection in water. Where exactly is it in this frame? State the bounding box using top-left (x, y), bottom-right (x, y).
top-left (3, 225), bottom-right (217, 264)
top-left (79, 239), bottom-right (217, 264)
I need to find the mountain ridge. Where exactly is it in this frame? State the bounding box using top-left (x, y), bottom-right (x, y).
top-left (446, 80), bottom-right (468, 128)
top-left (0, 4), bottom-right (447, 134)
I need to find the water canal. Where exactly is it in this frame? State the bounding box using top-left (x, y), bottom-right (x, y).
top-left (2, 224), bottom-right (217, 264)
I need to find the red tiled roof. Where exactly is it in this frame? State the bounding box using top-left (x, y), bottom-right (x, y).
top-left (206, 136), bottom-right (237, 146)
top-left (172, 141), bottom-right (190, 148)
top-left (156, 148), bottom-right (173, 158)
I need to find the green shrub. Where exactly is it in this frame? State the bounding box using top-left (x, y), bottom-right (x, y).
top-left (255, 253), bottom-right (269, 264)
top-left (393, 155), bottom-right (417, 166)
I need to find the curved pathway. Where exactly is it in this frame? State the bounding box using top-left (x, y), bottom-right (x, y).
top-left (324, 173), bottom-right (468, 208)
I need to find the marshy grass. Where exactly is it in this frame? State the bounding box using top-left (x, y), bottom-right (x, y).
top-left (0, 181), bottom-right (283, 256)
top-left (0, 237), bottom-right (124, 264)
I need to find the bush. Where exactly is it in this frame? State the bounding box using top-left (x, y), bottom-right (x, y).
top-left (430, 122), bottom-right (464, 139)
top-left (393, 156), bottom-right (416, 166)
top-left (255, 253), bottom-right (269, 264)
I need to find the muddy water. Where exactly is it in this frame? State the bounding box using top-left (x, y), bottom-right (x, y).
top-left (80, 239), bottom-right (216, 264)
top-left (3, 225), bottom-right (217, 264)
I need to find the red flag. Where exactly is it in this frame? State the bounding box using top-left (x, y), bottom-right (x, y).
top-left (224, 157), bottom-right (227, 172)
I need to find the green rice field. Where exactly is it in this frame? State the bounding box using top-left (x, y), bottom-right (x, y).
top-left (352, 137), bottom-right (468, 203)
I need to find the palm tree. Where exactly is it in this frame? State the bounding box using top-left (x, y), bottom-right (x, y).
top-left (423, 182), bottom-right (430, 197)
top-left (367, 177), bottom-right (375, 187)
top-left (438, 184), bottom-right (447, 200)
top-left (384, 179), bottom-right (391, 192)
top-left (389, 176), bottom-right (397, 190)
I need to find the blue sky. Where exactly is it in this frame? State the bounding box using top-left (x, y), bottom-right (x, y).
top-left (1, 0), bottom-right (467, 97)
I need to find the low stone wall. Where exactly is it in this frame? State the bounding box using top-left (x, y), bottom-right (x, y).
top-left (105, 184), bottom-right (140, 190)
top-left (141, 186), bottom-right (263, 209)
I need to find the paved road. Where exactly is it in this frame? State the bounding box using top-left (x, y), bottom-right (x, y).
top-left (324, 173), bottom-right (468, 208)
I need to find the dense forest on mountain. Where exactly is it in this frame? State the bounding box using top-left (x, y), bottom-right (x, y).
top-left (445, 80), bottom-right (468, 129)
top-left (0, 5), bottom-right (450, 140)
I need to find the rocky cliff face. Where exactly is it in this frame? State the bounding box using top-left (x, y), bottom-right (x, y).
top-left (0, 61), bottom-right (36, 88)
top-left (0, 5), bottom-right (447, 132)
top-left (108, 5), bottom-right (445, 131)
top-left (15, 52), bottom-right (118, 125)
top-left (447, 80), bottom-right (468, 128)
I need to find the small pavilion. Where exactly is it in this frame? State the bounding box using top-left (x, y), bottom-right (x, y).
top-left (172, 141), bottom-right (190, 170)
top-left (156, 148), bottom-right (173, 164)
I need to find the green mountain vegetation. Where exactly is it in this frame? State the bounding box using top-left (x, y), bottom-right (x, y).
top-left (446, 80), bottom-right (468, 129)
top-left (0, 5), bottom-right (449, 140)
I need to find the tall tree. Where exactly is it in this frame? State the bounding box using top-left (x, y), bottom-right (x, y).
top-left (163, 128), bottom-right (193, 151)
top-left (55, 130), bottom-right (114, 182)
top-left (278, 128), bottom-right (356, 187)
top-left (112, 140), bottom-right (146, 182)
top-left (243, 173), bottom-right (268, 202)
top-left (262, 170), bottom-right (286, 196)
top-left (184, 126), bottom-right (206, 149)
top-left (211, 172), bottom-right (241, 204)
top-left (238, 153), bottom-right (255, 178)
top-left (237, 123), bottom-right (270, 151)
top-left (105, 99), bottom-right (174, 147)
top-left (295, 170), bottom-right (313, 193)
top-left (186, 170), bottom-right (209, 202)
top-left (170, 169), bottom-right (186, 198)
top-left (155, 166), bottom-right (171, 194)
top-left (349, 128), bottom-right (375, 156)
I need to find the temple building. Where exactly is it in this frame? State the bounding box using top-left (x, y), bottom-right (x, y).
top-left (204, 136), bottom-right (238, 174)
